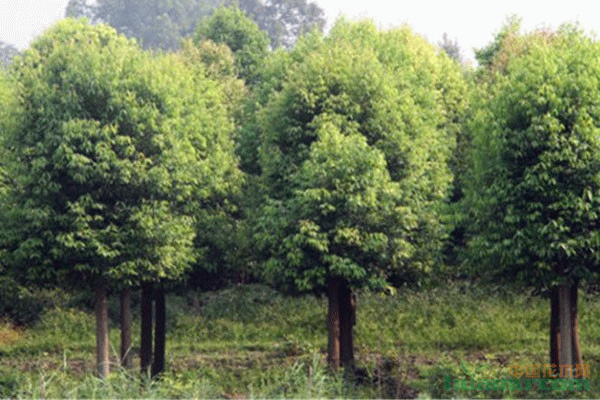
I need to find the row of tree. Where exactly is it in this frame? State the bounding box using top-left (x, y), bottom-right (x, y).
top-left (65, 0), bottom-right (325, 50)
top-left (1, 8), bottom-right (599, 381)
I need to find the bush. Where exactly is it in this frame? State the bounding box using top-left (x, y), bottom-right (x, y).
top-left (197, 284), bottom-right (284, 323)
top-left (0, 277), bottom-right (44, 326)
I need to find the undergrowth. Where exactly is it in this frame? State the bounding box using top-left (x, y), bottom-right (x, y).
top-left (1, 282), bottom-right (600, 398)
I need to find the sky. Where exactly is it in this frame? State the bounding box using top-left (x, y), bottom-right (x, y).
top-left (1, 0), bottom-right (599, 62)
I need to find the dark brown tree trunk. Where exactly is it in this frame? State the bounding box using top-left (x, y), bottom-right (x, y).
top-left (327, 277), bottom-right (356, 370)
top-left (120, 287), bottom-right (133, 368)
top-left (558, 283), bottom-right (574, 372)
top-left (152, 287), bottom-right (166, 378)
top-left (339, 283), bottom-right (355, 369)
top-left (140, 283), bottom-right (153, 375)
top-left (571, 280), bottom-right (583, 374)
top-left (95, 277), bottom-right (110, 378)
top-left (550, 286), bottom-right (559, 371)
top-left (550, 281), bottom-right (581, 378)
top-left (327, 278), bottom-right (341, 370)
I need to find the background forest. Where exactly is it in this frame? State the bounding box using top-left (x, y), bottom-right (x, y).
top-left (1, 1), bottom-right (600, 398)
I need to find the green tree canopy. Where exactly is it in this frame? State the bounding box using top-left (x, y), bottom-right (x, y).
top-left (194, 5), bottom-right (270, 83)
top-left (474, 14), bottom-right (523, 70)
top-left (174, 37), bottom-right (251, 289)
top-left (257, 19), bottom-right (465, 292)
top-left (0, 69), bottom-right (16, 194)
top-left (467, 25), bottom-right (600, 286)
top-left (3, 18), bottom-right (241, 288)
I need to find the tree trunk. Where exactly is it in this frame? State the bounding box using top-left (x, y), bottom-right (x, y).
top-left (152, 287), bottom-right (166, 378)
top-left (327, 277), bottom-right (356, 370)
top-left (550, 286), bottom-right (559, 371)
top-left (120, 287), bottom-right (133, 368)
top-left (327, 278), bottom-right (341, 370)
top-left (558, 284), bottom-right (574, 371)
top-left (339, 283), bottom-right (355, 369)
top-left (140, 283), bottom-right (153, 375)
top-left (95, 277), bottom-right (110, 378)
top-left (571, 280), bottom-right (583, 374)
top-left (550, 281), bottom-right (581, 378)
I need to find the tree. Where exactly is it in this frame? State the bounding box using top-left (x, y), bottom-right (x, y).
top-left (5, 19), bottom-right (240, 377)
top-left (260, 123), bottom-right (401, 368)
top-left (0, 42), bottom-right (18, 68)
top-left (438, 33), bottom-right (462, 64)
top-left (228, 0), bottom-right (325, 49)
top-left (194, 5), bottom-right (269, 84)
top-left (172, 37), bottom-right (256, 290)
top-left (0, 68), bottom-right (17, 209)
top-left (119, 286), bottom-right (133, 368)
top-left (65, 0), bottom-right (324, 52)
top-left (65, 0), bottom-right (219, 50)
top-left (65, 0), bottom-right (98, 22)
top-left (474, 14), bottom-right (522, 69)
top-left (255, 20), bottom-right (464, 369)
top-left (466, 25), bottom-right (600, 376)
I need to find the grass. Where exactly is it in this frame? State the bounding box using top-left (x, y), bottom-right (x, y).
top-left (1, 281), bottom-right (600, 398)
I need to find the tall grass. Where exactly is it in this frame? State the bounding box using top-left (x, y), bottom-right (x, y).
top-left (357, 283), bottom-right (549, 355)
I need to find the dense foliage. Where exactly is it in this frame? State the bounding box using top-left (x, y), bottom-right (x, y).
top-left (467, 25), bottom-right (600, 287)
top-left (194, 6), bottom-right (270, 83)
top-left (2, 19), bottom-right (241, 289)
top-left (255, 20), bottom-right (466, 293)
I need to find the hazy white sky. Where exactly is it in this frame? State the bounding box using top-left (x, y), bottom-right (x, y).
top-left (1, 0), bottom-right (599, 62)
